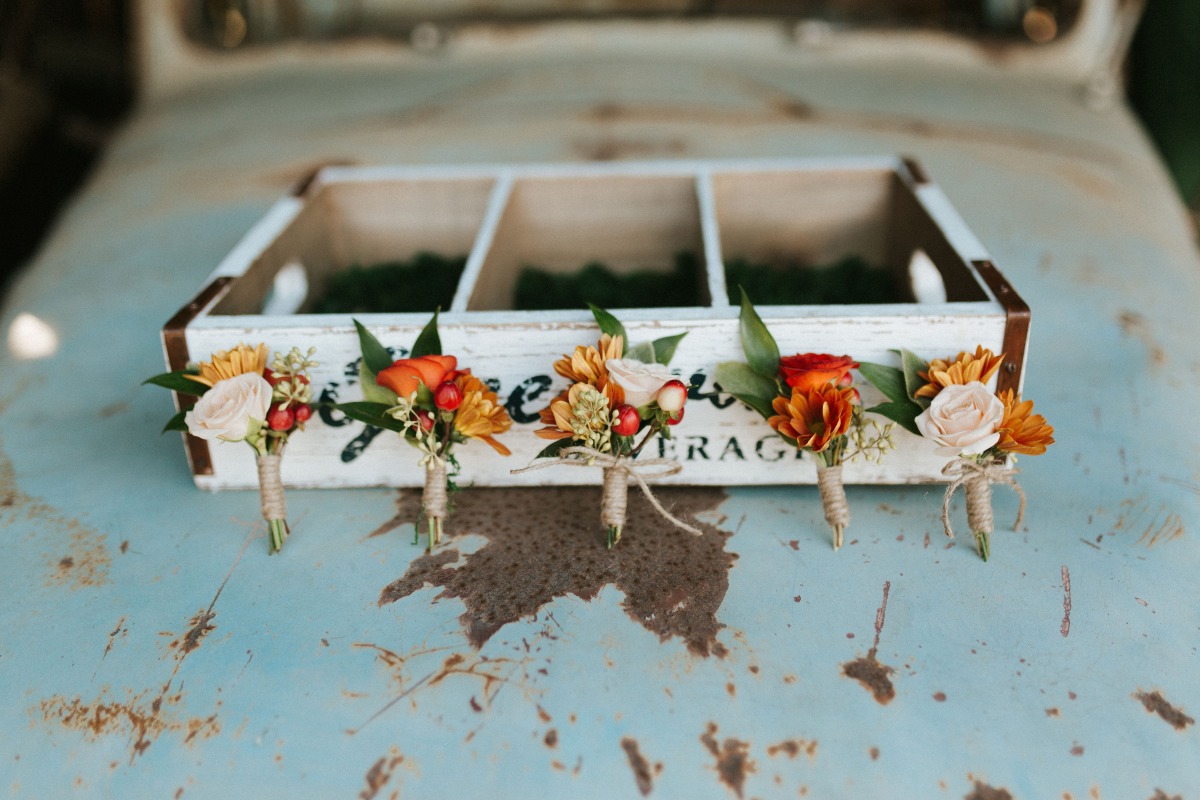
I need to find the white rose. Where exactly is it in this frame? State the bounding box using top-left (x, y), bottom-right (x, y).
top-left (915, 381), bottom-right (1003, 456)
top-left (185, 371), bottom-right (273, 442)
top-left (605, 358), bottom-right (675, 408)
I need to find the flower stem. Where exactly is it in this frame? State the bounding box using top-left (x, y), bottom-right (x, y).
top-left (268, 518), bottom-right (288, 553)
top-left (975, 530), bottom-right (991, 562)
top-left (607, 524), bottom-right (621, 549)
top-left (629, 422), bottom-right (661, 458)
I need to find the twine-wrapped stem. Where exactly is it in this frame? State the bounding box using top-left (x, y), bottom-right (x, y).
top-left (423, 459), bottom-right (449, 551)
top-left (941, 458), bottom-right (1027, 562)
top-left (601, 467), bottom-right (629, 548)
top-left (817, 463), bottom-right (851, 551)
top-left (511, 447), bottom-right (703, 546)
top-left (256, 452), bottom-right (289, 553)
top-left (965, 472), bottom-right (994, 561)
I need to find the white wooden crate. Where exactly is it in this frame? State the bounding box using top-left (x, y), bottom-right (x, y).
top-left (161, 157), bottom-right (1029, 490)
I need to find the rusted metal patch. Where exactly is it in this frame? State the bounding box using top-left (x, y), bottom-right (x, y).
top-left (621, 737), bottom-right (656, 797)
top-left (971, 260), bottom-right (1030, 398)
top-left (700, 723), bottom-right (755, 799)
top-left (360, 747), bottom-right (405, 800)
top-left (964, 781), bottom-right (1013, 800)
top-left (377, 487), bottom-right (733, 656)
top-left (842, 580), bottom-right (896, 704)
top-left (1, 436), bottom-right (112, 590)
top-left (176, 611), bottom-right (217, 657)
top-left (766, 739), bottom-right (817, 760)
top-left (35, 688), bottom-right (220, 762)
top-left (1134, 690), bottom-right (1195, 731)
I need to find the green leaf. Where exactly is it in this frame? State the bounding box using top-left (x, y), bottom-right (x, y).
top-left (588, 303), bottom-right (628, 354)
top-left (334, 402), bottom-right (408, 433)
top-left (899, 348), bottom-right (930, 407)
top-left (626, 341), bottom-right (655, 363)
top-left (736, 394), bottom-right (775, 420)
top-left (410, 310), bottom-right (441, 358)
top-left (414, 382), bottom-right (435, 409)
top-left (143, 370), bottom-right (207, 396)
top-left (353, 318), bottom-right (393, 376)
top-left (161, 411), bottom-right (188, 434)
top-left (358, 360), bottom-right (398, 405)
top-left (713, 361), bottom-right (778, 405)
top-left (737, 288), bottom-right (780, 378)
top-left (857, 362), bottom-right (909, 405)
top-left (865, 401), bottom-right (923, 436)
top-left (535, 438), bottom-right (574, 459)
top-left (650, 332), bottom-right (686, 365)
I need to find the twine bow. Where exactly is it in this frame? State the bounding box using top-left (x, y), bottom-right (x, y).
top-left (511, 447), bottom-right (703, 536)
top-left (940, 458), bottom-right (1026, 540)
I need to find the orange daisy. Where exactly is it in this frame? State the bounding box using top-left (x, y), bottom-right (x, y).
top-left (768, 384), bottom-right (856, 454)
top-left (914, 346), bottom-right (1005, 399)
top-left (996, 389), bottom-right (1054, 456)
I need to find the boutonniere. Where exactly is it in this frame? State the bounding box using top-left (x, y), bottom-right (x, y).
top-left (336, 313), bottom-right (512, 551)
top-left (513, 304), bottom-right (698, 548)
top-left (146, 343), bottom-right (317, 552)
top-left (714, 291), bottom-right (894, 550)
top-left (858, 346), bottom-right (1054, 561)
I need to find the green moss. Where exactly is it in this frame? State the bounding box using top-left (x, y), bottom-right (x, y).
top-left (311, 252), bottom-right (466, 314)
top-left (725, 255), bottom-right (903, 305)
top-left (514, 252), bottom-right (702, 310)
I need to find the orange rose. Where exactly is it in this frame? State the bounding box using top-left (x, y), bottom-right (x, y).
top-left (779, 353), bottom-right (858, 392)
top-left (376, 354), bottom-right (458, 398)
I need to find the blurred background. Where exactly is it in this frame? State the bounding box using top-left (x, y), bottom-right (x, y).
top-left (0, 0), bottom-right (1195, 303)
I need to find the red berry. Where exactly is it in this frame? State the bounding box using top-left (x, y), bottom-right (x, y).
top-left (263, 368), bottom-right (278, 386)
top-left (666, 406), bottom-right (684, 426)
top-left (655, 380), bottom-right (688, 414)
top-left (416, 409), bottom-right (435, 432)
top-left (293, 404), bottom-right (312, 423)
top-left (434, 380), bottom-right (462, 411)
top-left (612, 404), bottom-right (640, 437)
top-left (267, 404), bottom-right (295, 431)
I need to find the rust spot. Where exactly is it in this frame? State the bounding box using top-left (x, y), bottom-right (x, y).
top-left (869, 747), bottom-right (880, 761)
top-left (964, 781), bottom-right (1014, 800)
top-left (36, 689), bottom-right (220, 761)
top-left (700, 723), bottom-right (755, 799)
top-left (1135, 690), bottom-right (1195, 730)
top-left (788, 540), bottom-right (799, 550)
top-left (103, 617), bottom-right (128, 660)
top-left (1070, 743), bottom-right (1084, 756)
top-left (120, 540), bottom-right (129, 554)
top-left (178, 611), bottom-right (216, 657)
top-left (1149, 791), bottom-right (1182, 800)
top-left (469, 696), bottom-right (482, 713)
top-left (842, 581), bottom-right (896, 704)
top-left (174, 788), bottom-right (184, 799)
top-left (544, 729), bottom-right (558, 748)
top-left (726, 682), bottom-right (736, 697)
top-left (1118, 311), bottom-right (1167, 367)
top-left (360, 748), bottom-right (404, 800)
top-left (748, 665), bottom-right (759, 675)
top-left (843, 655), bottom-right (895, 705)
top-left (1060, 565), bottom-right (1072, 637)
top-left (47, 529), bottom-right (111, 589)
top-left (537, 705), bottom-right (552, 724)
top-left (1045, 707), bottom-right (1059, 717)
top-left (379, 488), bottom-right (733, 656)
top-left (97, 402), bottom-right (129, 419)
top-left (766, 739), bottom-right (817, 760)
top-left (933, 692), bottom-right (947, 702)
top-left (621, 737), bottom-right (654, 796)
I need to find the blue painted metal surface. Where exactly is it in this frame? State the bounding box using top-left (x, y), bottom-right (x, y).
top-left (2, 37), bottom-right (1199, 799)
